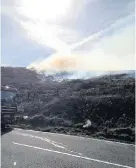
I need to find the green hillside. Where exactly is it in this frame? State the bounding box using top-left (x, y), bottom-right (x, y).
top-left (1, 67), bottom-right (135, 143)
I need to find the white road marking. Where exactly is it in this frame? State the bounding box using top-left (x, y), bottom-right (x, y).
top-left (14, 132), bottom-right (66, 149)
top-left (14, 131), bottom-right (83, 155)
top-left (13, 142), bottom-right (133, 168)
top-left (15, 128), bottom-right (135, 147)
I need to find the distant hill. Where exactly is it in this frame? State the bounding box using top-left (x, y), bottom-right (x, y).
top-left (1, 66), bottom-right (135, 85)
top-left (1, 66), bottom-right (39, 88)
top-left (1, 66), bottom-right (135, 142)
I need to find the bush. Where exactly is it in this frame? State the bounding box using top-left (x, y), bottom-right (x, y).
top-left (29, 115), bottom-right (45, 127)
top-left (109, 127), bottom-right (134, 136)
top-left (2, 67), bottom-right (135, 142)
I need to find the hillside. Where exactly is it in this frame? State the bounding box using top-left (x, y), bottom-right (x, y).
top-left (1, 67), bottom-right (135, 143)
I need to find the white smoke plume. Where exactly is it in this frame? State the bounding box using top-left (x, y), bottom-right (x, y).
top-left (27, 14), bottom-right (135, 73)
top-left (83, 119), bottom-right (92, 128)
top-left (23, 116), bottom-right (28, 119)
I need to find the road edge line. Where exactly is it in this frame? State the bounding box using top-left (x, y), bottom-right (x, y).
top-left (13, 141), bottom-right (133, 168)
top-left (15, 128), bottom-right (135, 147)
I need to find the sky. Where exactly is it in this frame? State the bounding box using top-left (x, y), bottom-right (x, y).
top-left (1, 0), bottom-right (135, 74)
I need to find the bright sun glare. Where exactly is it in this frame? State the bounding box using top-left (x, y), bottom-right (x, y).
top-left (13, 0), bottom-right (135, 72)
top-left (15, 0), bottom-right (72, 52)
top-left (18, 0), bottom-right (72, 21)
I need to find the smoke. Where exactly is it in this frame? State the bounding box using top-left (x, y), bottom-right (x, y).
top-left (83, 119), bottom-right (92, 128)
top-left (23, 116), bottom-right (28, 119)
top-left (27, 46), bottom-right (133, 72)
top-left (27, 14), bottom-right (135, 74)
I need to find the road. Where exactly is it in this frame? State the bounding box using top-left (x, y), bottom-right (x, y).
top-left (1, 128), bottom-right (135, 168)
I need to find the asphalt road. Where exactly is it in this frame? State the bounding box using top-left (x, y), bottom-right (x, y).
top-left (1, 128), bottom-right (135, 168)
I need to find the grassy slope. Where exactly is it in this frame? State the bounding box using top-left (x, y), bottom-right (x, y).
top-left (1, 67), bottom-right (135, 143)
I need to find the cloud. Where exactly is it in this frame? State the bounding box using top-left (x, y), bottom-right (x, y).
top-left (2, 0), bottom-right (83, 52)
top-left (20, 21), bottom-right (70, 53)
top-left (70, 13), bottom-right (134, 50)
